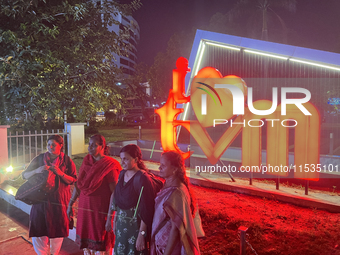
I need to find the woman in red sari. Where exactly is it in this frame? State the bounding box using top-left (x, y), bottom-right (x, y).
top-left (22, 134), bottom-right (77, 255)
top-left (67, 134), bottom-right (121, 255)
top-left (151, 151), bottom-right (201, 255)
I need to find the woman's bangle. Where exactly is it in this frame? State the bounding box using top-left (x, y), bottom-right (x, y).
top-left (110, 203), bottom-right (115, 211)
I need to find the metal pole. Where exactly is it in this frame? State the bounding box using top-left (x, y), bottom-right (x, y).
top-left (67, 129), bottom-right (71, 158)
top-left (35, 130), bottom-right (38, 157)
top-left (276, 177), bottom-right (280, 190)
top-left (329, 133), bottom-right (334, 155)
top-left (238, 226), bottom-right (248, 255)
top-left (9, 132), bottom-right (12, 165)
top-left (64, 110), bottom-right (67, 131)
top-left (41, 130), bottom-right (43, 153)
top-left (249, 172), bottom-right (253, 185)
top-left (23, 131), bottom-right (25, 164)
top-left (139, 126), bottom-right (142, 140)
top-left (218, 159), bottom-right (235, 182)
top-left (16, 131), bottom-right (18, 164)
top-left (28, 130), bottom-right (31, 161)
top-left (305, 180), bottom-right (309, 195)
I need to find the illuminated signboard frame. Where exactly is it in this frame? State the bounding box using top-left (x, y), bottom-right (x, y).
top-left (156, 30), bottom-right (340, 181)
top-left (181, 30), bottom-right (340, 125)
top-left (156, 57), bottom-right (320, 180)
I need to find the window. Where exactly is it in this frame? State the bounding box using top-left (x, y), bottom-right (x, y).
top-left (122, 67), bottom-right (135, 75)
top-left (122, 16), bottom-right (130, 23)
top-left (120, 58), bottom-right (129, 66)
top-left (129, 38), bottom-right (137, 48)
top-left (128, 54), bottom-right (136, 62)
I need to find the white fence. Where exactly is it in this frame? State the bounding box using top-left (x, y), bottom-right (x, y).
top-left (0, 123), bottom-right (86, 169)
top-left (8, 129), bottom-right (68, 166)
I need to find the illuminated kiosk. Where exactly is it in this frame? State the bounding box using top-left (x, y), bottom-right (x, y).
top-left (162, 30), bottom-right (340, 187)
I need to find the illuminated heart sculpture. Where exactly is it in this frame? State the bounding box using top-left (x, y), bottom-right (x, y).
top-left (157, 57), bottom-right (320, 177)
top-left (190, 67), bottom-right (247, 127)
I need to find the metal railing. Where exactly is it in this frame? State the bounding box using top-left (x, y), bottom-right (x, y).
top-left (7, 129), bottom-right (68, 166)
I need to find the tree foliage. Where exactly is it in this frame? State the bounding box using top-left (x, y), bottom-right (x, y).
top-left (201, 12), bottom-right (240, 36)
top-left (0, 0), bottom-right (141, 126)
top-left (146, 15), bottom-right (239, 102)
top-left (227, 0), bottom-right (296, 42)
top-left (147, 31), bottom-right (194, 103)
top-left (123, 62), bottom-right (151, 119)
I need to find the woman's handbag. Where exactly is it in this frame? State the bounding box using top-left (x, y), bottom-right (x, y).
top-left (15, 170), bottom-right (58, 205)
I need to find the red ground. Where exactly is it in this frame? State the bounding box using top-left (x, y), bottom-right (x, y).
top-left (194, 185), bottom-right (340, 255)
top-left (71, 183), bottom-right (340, 255)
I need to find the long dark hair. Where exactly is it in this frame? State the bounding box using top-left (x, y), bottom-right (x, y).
top-left (90, 134), bottom-right (109, 155)
top-left (47, 134), bottom-right (64, 152)
top-left (120, 144), bottom-right (147, 171)
top-left (161, 151), bottom-right (196, 216)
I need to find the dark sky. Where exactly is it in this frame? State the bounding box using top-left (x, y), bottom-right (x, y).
top-left (132, 0), bottom-right (340, 66)
top-left (133, 0), bottom-right (237, 65)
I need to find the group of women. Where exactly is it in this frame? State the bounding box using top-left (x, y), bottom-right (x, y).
top-left (22, 134), bottom-right (202, 255)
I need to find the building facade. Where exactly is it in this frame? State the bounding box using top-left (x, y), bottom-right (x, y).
top-left (108, 13), bottom-right (140, 76)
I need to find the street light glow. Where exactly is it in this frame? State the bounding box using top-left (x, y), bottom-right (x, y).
top-left (6, 166), bottom-right (13, 173)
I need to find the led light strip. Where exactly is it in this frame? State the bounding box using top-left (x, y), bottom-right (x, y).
top-left (179, 41), bottom-right (206, 131)
top-left (290, 58), bottom-right (340, 71)
top-left (244, 49), bottom-right (288, 60)
top-left (194, 42), bottom-right (206, 76)
top-left (206, 41), bottom-right (241, 51)
top-left (244, 49), bottom-right (340, 71)
top-left (184, 40), bottom-right (239, 123)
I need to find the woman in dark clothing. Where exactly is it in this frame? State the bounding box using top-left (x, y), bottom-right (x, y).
top-left (110, 144), bottom-right (162, 255)
top-left (22, 134), bottom-right (77, 255)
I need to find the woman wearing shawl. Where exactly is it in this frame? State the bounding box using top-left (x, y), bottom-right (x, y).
top-left (67, 134), bottom-right (121, 255)
top-left (111, 144), bottom-right (161, 255)
top-left (151, 151), bottom-right (201, 255)
top-left (22, 135), bottom-right (77, 255)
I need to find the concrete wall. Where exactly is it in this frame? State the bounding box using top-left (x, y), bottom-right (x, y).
top-left (65, 123), bottom-right (87, 156)
top-left (0, 125), bottom-right (10, 168)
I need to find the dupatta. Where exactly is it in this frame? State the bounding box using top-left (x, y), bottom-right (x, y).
top-left (77, 154), bottom-right (119, 195)
top-left (151, 184), bottom-right (201, 255)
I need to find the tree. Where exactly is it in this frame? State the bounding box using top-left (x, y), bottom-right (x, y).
top-left (123, 62), bottom-right (151, 120)
top-left (146, 12), bottom-right (245, 103)
top-left (0, 0), bottom-right (141, 127)
top-left (227, 0), bottom-right (296, 42)
top-left (147, 31), bottom-right (194, 103)
top-left (201, 12), bottom-right (241, 36)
